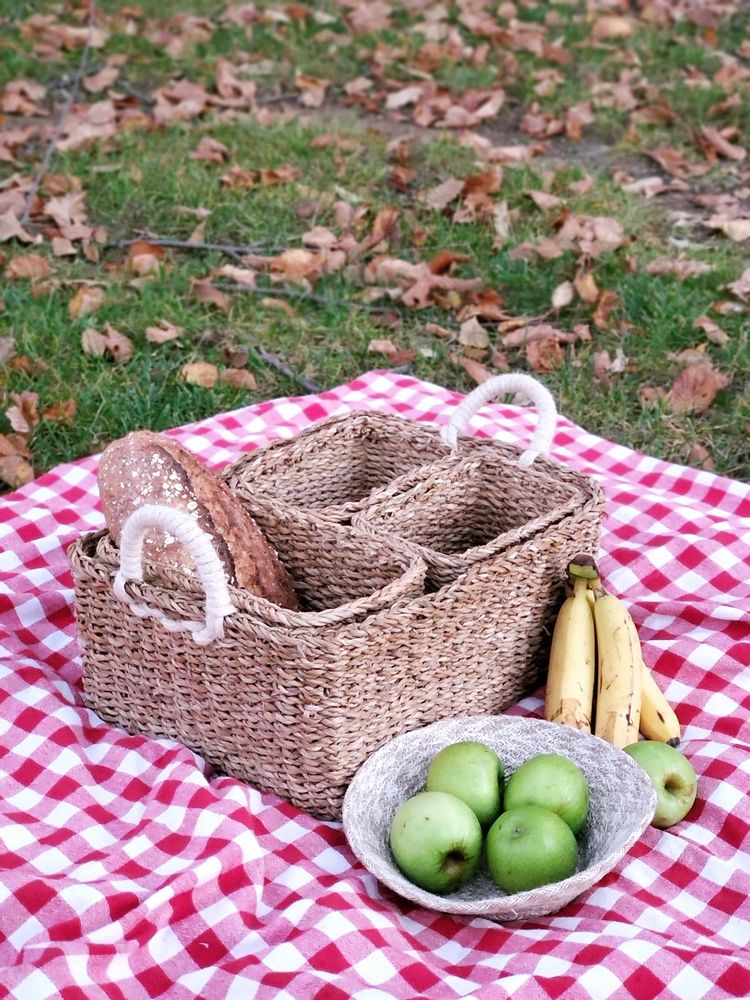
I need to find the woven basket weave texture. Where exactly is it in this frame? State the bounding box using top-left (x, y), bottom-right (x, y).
top-left (71, 408), bottom-right (605, 819)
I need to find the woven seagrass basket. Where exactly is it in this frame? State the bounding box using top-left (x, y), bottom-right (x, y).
top-left (70, 374), bottom-right (606, 819)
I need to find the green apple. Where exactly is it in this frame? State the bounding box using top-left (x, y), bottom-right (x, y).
top-left (503, 753), bottom-right (589, 835)
top-left (425, 741), bottom-right (504, 830)
top-left (389, 791), bottom-right (483, 894)
top-left (486, 805), bottom-right (578, 894)
top-left (623, 740), bottom-right (697, 829)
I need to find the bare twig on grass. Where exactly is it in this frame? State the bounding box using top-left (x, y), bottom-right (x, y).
top-left (214, 281), bottom-right (397, 313)
top-left (105, 236), bottom-right (277, 261)
top-left (21, 2), bottom-right (97, 226)
top-left (252, 348), bottom-right (322, 394)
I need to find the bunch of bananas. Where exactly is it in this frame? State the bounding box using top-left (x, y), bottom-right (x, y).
top-left (544, 556), bottom-right (680, 749)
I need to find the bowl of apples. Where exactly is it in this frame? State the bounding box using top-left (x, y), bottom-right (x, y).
top-left (342, 715), bottom-right (658, 920)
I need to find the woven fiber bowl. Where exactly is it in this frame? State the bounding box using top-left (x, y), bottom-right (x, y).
top-left (342, 715), bottom-right (656, 921)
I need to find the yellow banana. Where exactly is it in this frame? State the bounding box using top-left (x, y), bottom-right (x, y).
top-left (640, 660), bottom-right (681, 745)
top-left (544, 575), bottom-right (596, 732)
top-left (592, 589), bottom-right (643, 748)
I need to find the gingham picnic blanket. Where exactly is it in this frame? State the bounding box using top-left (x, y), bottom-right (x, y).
top-left (0, 370), bottom-right (748, 1000)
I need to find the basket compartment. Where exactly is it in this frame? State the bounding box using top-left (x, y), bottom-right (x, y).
top-left (353, 449), bottom-right (599, 588)
top-left (224, 410), bottom-right (451, 519)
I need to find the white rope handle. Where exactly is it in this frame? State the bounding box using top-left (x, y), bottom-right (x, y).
top-left (440, 373), bottom-right (558, 467)
top-left (113, 504), bottom-right (236, 646)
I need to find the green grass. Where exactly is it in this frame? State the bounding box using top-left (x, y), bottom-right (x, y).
top-left (1, 0), bottom-right (749, 484)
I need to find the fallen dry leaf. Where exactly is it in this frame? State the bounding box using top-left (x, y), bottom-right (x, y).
top-left (727, 267), bottom-right (750, 300)
top-left (145, 321), bottom-right (183, 344)
top-left (591, 15), bottom-right (634, 40)
top-left (214, 265), bottom-right (257, 288)
top-left (593, 290), bottom-right (620, 329)
top-left (688, 443), bottom-right (715, 472)
top-left (0, 434), bottom-right (34, 489)
top-left (191, 279), bottom-right (232, 312)
top-left (450, 352), bottom-right (493, 384)
top-left (81, 323), bottom-right (133, 364)
top-left (220, 368), bottom-right (258, 391)
top-left (421, 177), bottom-right (465, 211)
top-left (647, 256), bottom-right (712, 279)
top-left (190, 136), bottom-right (230, 162)
top-left (666, 360), bottom-right (731, 414)
top-left (69, 285), bottom-right (105, 319)
top-left (693, 315), bottom-right (730, 346)
top-left (42, 398), bottom-right (77, 424)
top-left (5, 253), bottom-right (51, 280)
top-left (0, 209), bottom-right (34, 243)
top-left (551, 280), bottom-right (574, 310)
top-left (574, 270), bottom-right (599, 303)
top-left (699, 126), bottom-right (746, 162)
top-left (526, 338), bottom-right (564, 373)
top-left (5, 391), bottom-right (39, 435)
top-left (181, 361), bottom-right (218, 387)
top-left (458, 316), bottom-right (489, 349)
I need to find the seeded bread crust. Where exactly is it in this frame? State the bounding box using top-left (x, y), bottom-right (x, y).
top-left (98, 430), bottom-right (299, 609)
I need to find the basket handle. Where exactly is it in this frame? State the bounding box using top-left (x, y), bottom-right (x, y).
top-left (440, 373), bottom-right (557, 467)
top-left (113, 504), bottom-right (236, 646)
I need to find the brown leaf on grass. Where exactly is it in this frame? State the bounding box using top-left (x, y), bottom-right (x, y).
top-left (594, 349), bottom-right (614, 388)
top-left (0, 336), bottom-right (14, 365)
top-left (145, 321), bottom-right (183, 344)
top-left (502, 322), bottom-right (573, 348)
top-left (191, 279), bottom-right (231, 312)
top-left (81, 324), bottom-right (133, 364)
top-left (0, 209), bottom-right (34, 243)
top-left (565, 101), bottom-right (595, 141)
top-left (450, 352), bottom-right (493, 384)
top-left (5, 391), bottom-right (39, 434)
top-left (551, 280), bottom-right (574, 310)
top-left (591, 15), bottom-right (634, 40)
top-left (420, 177), bottom-right (465, 211)
top-left (69, 285), bottom-right (105, 319)
top-left (214, 264), bottom-right (257, 288)
top-left (0, 434), bottom-right (34, 489)
top-left (574, 270), bottom-right (599, 303)
top-left (646, 146), bottom-right (710, 179)
top-left (220, 368), bottom-right (258, 391)
top-left (688, 443), bottom-right (715, 472)
top-left (666, 360), bottom-right (731, 414)
top-left (699, 126), bottom-right (746, 162)
top-left (716, 219), bottom-right (750, 242)
top-left (5, 253), bottom-right (51, 280)
top-left (693, 315), bottom-right (730, 346)
top-left (727, 267), bottom-right (750, 300)
top-left (526, 339), bottom-right (564, 373)
top-left (526, 190), bottom-right (561, 211)
top-left (181, 361), bottom-right (218, 388)
top-left (593, 290), bottom-right (620, 329)
top-left (647, 256), bottom-right (712, 279)
top-left (213, 58), bottom-right (256, 109)
top-left (367, 257), bottom-right (483, 309)
top-left (52, 237), bottom-right (76, 256)
top-left (42, 398), bottom-right (77, 424)
top-left (190, 137), bottom-right (230, 162)
top-left (367, 338), bottom-right (416, 365)
top-left (458, 317), bottom-right (489, 349)
top-left (153, 80), bottom-right (209, 123)
top-left (295, 73), bottom-right (329, 108)
top-left (83, 64), bottom-right (120, 94)
top-left (261, 297), bottom-right (296, 317)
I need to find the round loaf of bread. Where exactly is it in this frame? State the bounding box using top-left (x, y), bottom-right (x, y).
top-left (97, 430), bottom-right (299, 610)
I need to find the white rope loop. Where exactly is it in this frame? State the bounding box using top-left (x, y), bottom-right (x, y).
top-left (440, 373), bottom-right (558, 466)
top-left (113, 504), bottom-right (236, 645)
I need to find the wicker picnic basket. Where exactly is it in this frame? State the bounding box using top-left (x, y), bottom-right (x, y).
top-left (70, 374), bottom-right (606, 819)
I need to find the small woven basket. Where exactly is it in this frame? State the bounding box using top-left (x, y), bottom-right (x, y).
top-left (71, 374), bottom-right (606, 819)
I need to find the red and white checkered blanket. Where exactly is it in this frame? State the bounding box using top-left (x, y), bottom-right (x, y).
top-left (1, 371), bottom-right (748, 999)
